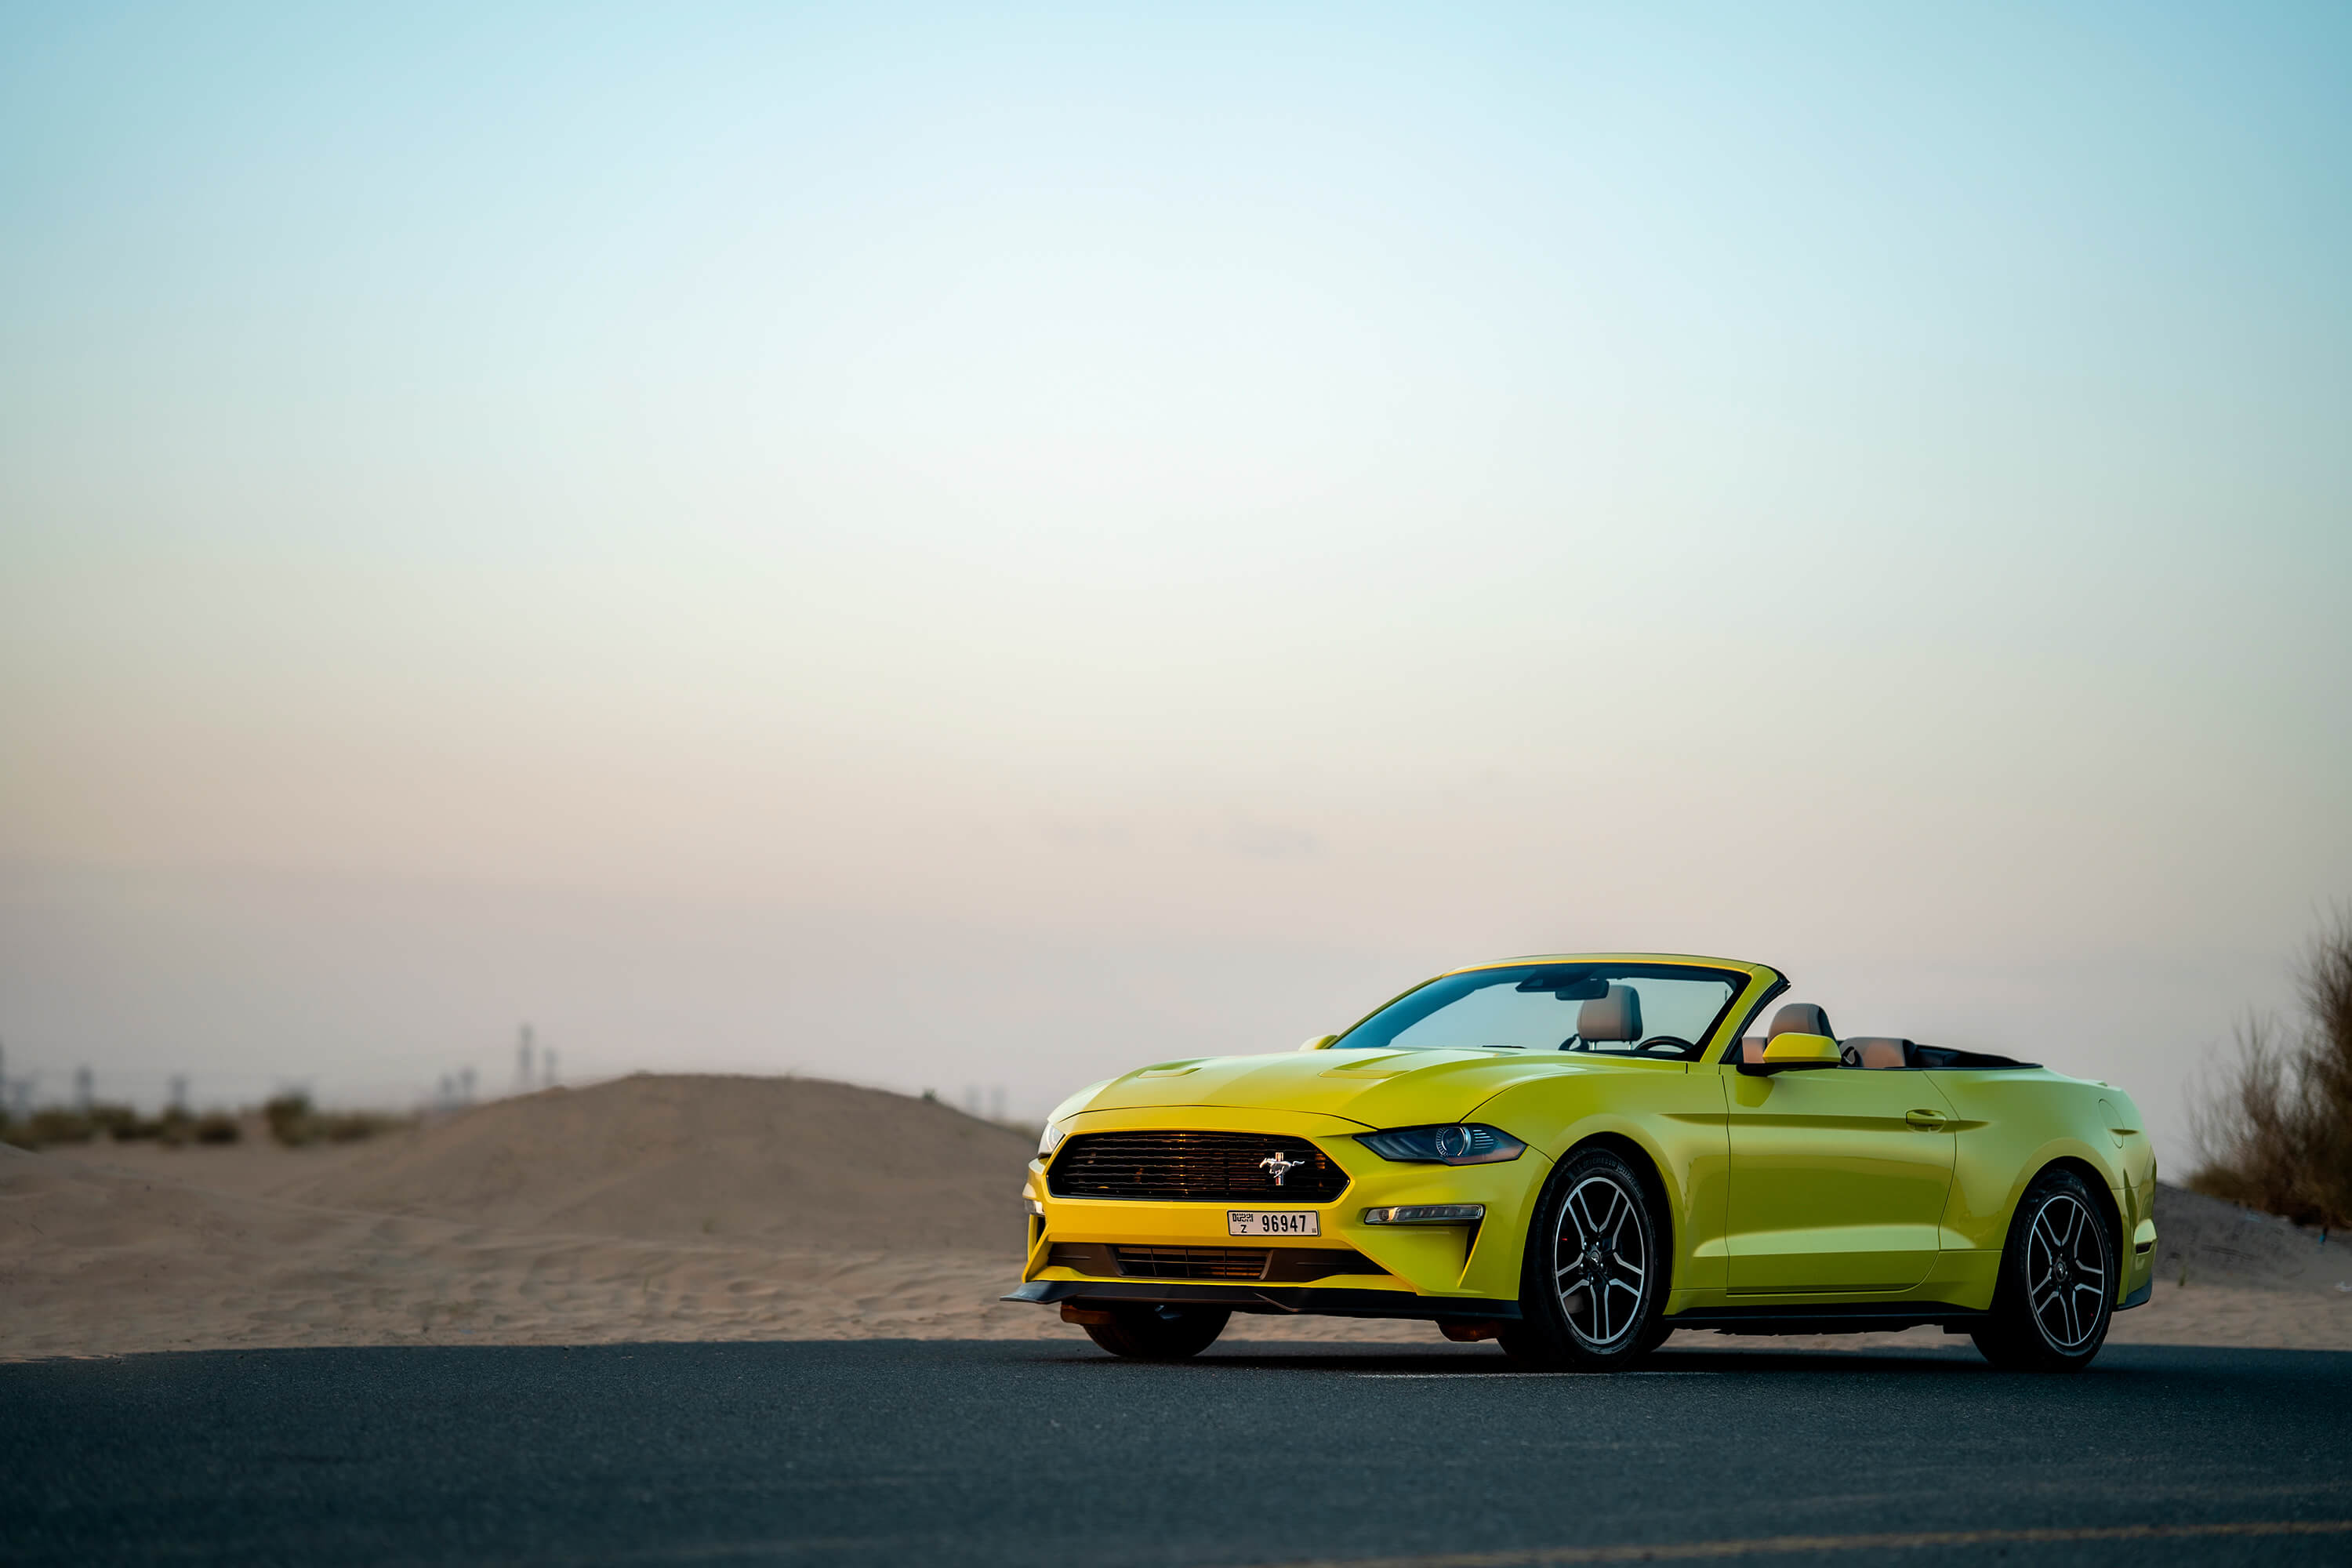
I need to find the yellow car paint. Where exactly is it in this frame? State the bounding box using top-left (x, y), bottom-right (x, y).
top-left (1017, 953), bottom-right (2154, 1331)
top-left (1756, 1033), bottom-right (1843, 1066)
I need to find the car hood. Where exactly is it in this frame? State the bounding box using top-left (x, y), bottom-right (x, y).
top-left (1072, 1047), bottom-right (1589, 1129)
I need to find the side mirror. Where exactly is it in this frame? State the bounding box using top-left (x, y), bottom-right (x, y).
top-left (1740, 1033), bottom-right (1842, 1076)
top-left (1297, 1034), bottom-right (1340, 1052)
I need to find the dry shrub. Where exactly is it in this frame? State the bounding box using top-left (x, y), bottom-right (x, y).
top-left (88, 1103), bottom-right (141, 1138)
top-left (263, 1092), bottom-right (313, 1145)
top-left (22, 1108), bottom-right (97, 1146)
top-left (263, 1091), bottom-right (400, 1147)
top-left (0, 1103), bottom-right (243, 1149)
top-left (2190, 909), bottom-right (2352, 1229)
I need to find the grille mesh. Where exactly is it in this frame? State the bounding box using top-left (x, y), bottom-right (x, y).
top-left (1047, 1131), bottom-right (1351, 1203)
top-left (1044, 1243), bottom-right (1376, 1283)
top-left (1111, 1246), bottom-right (1269, 1280)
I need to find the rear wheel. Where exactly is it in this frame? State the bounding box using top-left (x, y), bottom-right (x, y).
top-left (1971, 1167), bottom-right (2116, 1373)
top-left (1501, 1145), bottom-right (1668, 1370)
top-left (1081, 1304), bottom-right (1231, 1360)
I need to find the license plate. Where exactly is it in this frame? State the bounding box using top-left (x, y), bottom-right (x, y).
top-left (1229, 1210), bottom-right (1320, 1237)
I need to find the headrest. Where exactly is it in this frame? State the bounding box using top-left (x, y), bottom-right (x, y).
top-left (1769, 1002), bottom-right (1835, 1040)
top-left (1577, 985), bottom-right (1642, 1044)
top-left (1843, 1037), bottom-right (1911, 1069)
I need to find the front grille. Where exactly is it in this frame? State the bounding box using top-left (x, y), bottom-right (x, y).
top-left (1047, 1131), bottom-right (1351, 1203)
top-left (1112, 1246), bottom-right (1269, 1280)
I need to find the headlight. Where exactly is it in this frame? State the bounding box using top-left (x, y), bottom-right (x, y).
top-left (1038, 1121), bottom-right (1069, 1159)
top-left (1354, 1123), bottom-right (1526, 1165)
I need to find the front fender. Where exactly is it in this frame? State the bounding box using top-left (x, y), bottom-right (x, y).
top-left (1467, 1062), bottom-right (1730, 1297)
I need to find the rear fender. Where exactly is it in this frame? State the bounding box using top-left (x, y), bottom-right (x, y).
top-left (1929, 1071), bottom-right (2132, 1254)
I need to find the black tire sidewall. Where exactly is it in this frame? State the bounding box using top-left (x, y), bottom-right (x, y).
top-left (1512, 1145), bottom-right (1668, 1370)
top-left (1083, 1304), bottom-right (1231, 1360)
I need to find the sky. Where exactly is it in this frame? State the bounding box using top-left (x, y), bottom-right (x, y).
top-left (2, 3), bottom-right (2348, 1162)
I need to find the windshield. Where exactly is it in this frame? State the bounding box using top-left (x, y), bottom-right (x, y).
top-left (1335, 964), bottom-right (1746, 1061)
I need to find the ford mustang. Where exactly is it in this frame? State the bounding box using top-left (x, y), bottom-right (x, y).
top-left (1006, 953), bottom-right (2157, 1371)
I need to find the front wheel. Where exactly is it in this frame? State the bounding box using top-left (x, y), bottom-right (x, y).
top-left (1971, 1167), bottom-right (2116, 1372)
top-left (1500, 1145), bottom-right (1668, 1370)
top-left (1081, 1304), bottom-right (1230, 1360)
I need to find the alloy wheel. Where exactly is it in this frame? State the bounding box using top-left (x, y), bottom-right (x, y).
top-left (1552, 1172), bottom-right (1648, 1349)
top-left (2025, 1192), bottom-right (2108, 1351)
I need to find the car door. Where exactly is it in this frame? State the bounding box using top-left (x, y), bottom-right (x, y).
top-left (1722, 1064), bottom-right (1958, 1292)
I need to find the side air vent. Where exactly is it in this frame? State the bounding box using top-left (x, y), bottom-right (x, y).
top-left (1047, 1131), bottom-right (1351, 1203)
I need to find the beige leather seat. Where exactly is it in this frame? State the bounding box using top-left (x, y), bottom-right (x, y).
top-left (1770, 1002), bottom-right (1835, 1038)
top-left (1738, 1003), bottom-right (1837, 1064)
top-left (1576, 985), bottom-right (1642, 1044)
top-left (1843, 1037), bottom-right (1912, 1069)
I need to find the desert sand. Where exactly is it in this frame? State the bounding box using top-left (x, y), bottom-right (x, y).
top-left (4, 1074), bottom-right (2347, 1360)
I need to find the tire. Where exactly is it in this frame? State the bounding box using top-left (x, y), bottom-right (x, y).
top-left (1971, 1166), bottom-right (2117, 1373)
top-left (1081, 1304), bottom-right (1231, 1361)
top-left (1499, 1145), bottom-right (1668, 1371)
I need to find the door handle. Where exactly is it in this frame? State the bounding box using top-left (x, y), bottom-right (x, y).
top-left (1905, 1109), bottom-right (1948, 1130)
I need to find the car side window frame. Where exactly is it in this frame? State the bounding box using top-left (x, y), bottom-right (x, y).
top-left (1705, 974), bottom-right (1789, 1068)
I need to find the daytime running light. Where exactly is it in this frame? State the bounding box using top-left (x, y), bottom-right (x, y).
top-left (1362, 1204), bottom-right (1486, 1225)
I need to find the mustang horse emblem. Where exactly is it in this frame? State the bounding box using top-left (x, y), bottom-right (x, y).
top-left (1259, 1151), bottom-right (1307, 1186)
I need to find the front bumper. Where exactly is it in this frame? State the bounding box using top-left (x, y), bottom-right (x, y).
top-left (2121, 1213), bottom-right (2157, 1311)
top-left (1015, 1106), bottom-right (1545, 1314)
top-left (1000, 1278), bottom-right (1525, 1321)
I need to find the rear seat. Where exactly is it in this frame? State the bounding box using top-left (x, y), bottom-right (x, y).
top-left (1735, 1001), bottom-right (1916, 1069)
top-left (1740, 1028), bottom-right (2024, 1071)
top-left (1841, 1036), bottom-right (1914, 1069)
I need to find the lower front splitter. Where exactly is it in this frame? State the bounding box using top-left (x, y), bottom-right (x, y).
top-left (1000, 1279), bottom-right (1522, 1322)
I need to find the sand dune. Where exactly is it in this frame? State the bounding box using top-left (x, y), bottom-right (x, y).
top-left (2140, 1179), bottom-right (2349, 1296)
top-left (284, 1074), bottom-right (1036, 1251)
top-left (5, 1075), bottom-right (2348, 1359)
top-left (0, 1074), bottom-right (1062, 1360)
top-left (0, 1138), bottom-right (1052, 1356)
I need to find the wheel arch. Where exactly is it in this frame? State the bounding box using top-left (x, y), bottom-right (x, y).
top-left (1504, 1130), bottom-right (1680, 1359)
top-left (2012, 1153), bottom-right (2127, 1295)
top-left (1526, 1129), bottom-right (1679, 1290)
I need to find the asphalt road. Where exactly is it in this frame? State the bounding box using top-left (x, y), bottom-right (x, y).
top-left (3, 1338), bottom-right (2347, 1567)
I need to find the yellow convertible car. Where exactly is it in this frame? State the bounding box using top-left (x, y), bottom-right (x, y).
top-left (1007, 953), bottom-right (2157, 1372)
